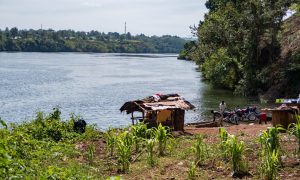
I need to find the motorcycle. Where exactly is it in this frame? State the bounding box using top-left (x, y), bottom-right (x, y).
top-left (211, 110), bottom-right (238, 125)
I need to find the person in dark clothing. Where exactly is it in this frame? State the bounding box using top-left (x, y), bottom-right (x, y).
top-left (74, 119), bottom-right (87, 133)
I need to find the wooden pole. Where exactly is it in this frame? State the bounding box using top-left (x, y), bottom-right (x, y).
top-left (131, 112), bottom-right (134, 125)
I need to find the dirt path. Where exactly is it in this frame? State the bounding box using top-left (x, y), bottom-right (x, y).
top-left (185, 123), bottom-right (271, 137)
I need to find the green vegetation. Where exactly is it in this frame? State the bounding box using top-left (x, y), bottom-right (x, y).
top-left (259, 127), bottom-right (283, 180)
top-left (219, 127), bottom-right (229, 159)
top-left (131, 122), bottom-right (147, 153)
top-left (146, 139), bottom-right (156, 167)
top-left (226, 135), bottom-right (248, 174)
top-left (192, 135), bottom-right (208, 165)
top-left (288, 114), bottom-right (300, 153)
top-left (1, 110), bottom-right (300, 179)
top-left (105, 128), bottom-right (117, 157)
top-left (181, 0), bottom-right (300, 99)
top-left (0, 108), bottom-right (101, 179)
top-left (153, 124), bottom-right (170, 156)
top-left (260, 149), bottom-right (280, 180)
top-left (218, 128), bottom-right (248, 176)
top-left (0, 28), bottom-right (186, 53)
top-left (187, 162), bottom-right (197, 180)
top-left (116, 131), bottom-right (133, 173)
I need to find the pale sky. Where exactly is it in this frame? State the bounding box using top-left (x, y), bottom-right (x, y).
top-left (0, 0), bottom-right (208, 37)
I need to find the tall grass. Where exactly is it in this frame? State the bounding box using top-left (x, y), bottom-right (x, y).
top-left (86, 144), bottom-right (96, 165)
top-left (192, 135), bottom-right (208, 165)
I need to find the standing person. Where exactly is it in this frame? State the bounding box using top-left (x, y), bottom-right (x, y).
top-left (219, 101), bottom-right (226, 113)
top-left (219, 101), bottom-right (226, 126)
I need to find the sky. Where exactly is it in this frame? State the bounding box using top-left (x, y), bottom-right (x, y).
top-left (0, 0), bottom-right (208, 37)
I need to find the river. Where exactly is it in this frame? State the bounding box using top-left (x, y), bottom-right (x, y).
top-left (0, 52), bottom-right (259, 130)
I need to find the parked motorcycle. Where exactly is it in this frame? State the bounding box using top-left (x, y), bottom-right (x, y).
top-left (211, 110), bottom-right (238, 125)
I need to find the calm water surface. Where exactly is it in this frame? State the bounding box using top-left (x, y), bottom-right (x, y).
top-left (0, 52), bottom-right (259, 130)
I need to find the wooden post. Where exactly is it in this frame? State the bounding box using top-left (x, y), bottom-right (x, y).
top-left (131, 112), bottom-right (134, 125)
top-left (174, 109), bottom-right (185, 131)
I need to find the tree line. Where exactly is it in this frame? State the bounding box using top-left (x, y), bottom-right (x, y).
top-left (180, 0), bottom-right (300, 100)
top-left (0, 28), bottom-right (187, 53)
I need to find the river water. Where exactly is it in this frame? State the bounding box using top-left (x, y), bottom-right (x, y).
top-left (0, 52), bottom-right (259, 130)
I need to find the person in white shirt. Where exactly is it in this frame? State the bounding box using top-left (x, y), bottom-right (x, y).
top-left (219, 101), bottom-right (226, 113)
top-left (219, 101), bottom-right (226, 126)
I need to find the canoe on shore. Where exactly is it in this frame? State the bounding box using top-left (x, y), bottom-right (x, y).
top-left (185, 121), bottom-right (220, 128)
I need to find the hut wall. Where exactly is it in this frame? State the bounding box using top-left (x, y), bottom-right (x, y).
top-left (157, 110), bottom-right (172, 123)
top-left (271, 110), bottom-right (296, 129)
top-left (174, 109), bottom-right (185, 131)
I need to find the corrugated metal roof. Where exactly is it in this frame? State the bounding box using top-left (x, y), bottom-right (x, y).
top-left (120, 94), bottom-right (195, 114)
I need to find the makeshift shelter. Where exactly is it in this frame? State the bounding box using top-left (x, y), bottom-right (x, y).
top-left (120, 94), bottom-right (195, 131)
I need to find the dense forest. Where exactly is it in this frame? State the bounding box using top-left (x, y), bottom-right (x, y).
top-left (0, 28), bottom-right (186, 53)
top-left (179, 1), bottom-right (300, 102)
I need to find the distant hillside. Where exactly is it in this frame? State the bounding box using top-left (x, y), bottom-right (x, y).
top-left (0, 28), bottom-right (187, 53)
top-left (261, 14), bottom-right (300, 101)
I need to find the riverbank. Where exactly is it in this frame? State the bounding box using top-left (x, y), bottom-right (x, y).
top-left (1, 109), bottom-right (299, 179)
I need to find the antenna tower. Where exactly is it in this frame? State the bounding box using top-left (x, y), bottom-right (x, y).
top-left (125, 22), bottom-right (127, 35)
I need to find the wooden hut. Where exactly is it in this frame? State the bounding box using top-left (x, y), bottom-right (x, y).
top-left (120, 94), bottom-right (195, 131)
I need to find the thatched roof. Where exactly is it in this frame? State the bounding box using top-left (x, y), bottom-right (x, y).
top-left (120, 94), bottom-right (195, 114)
